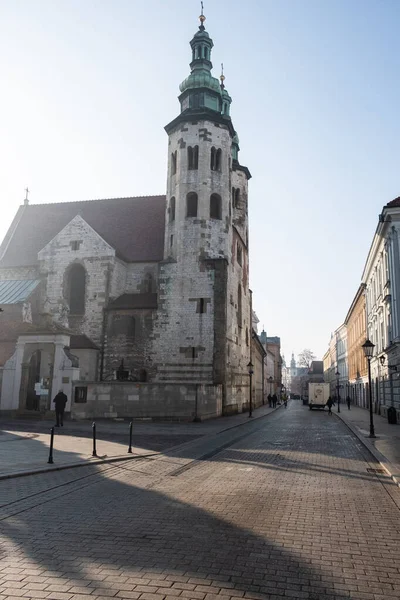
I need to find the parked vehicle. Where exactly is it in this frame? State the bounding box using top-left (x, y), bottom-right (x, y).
top-left (308, 383), bottom-right (330, 410)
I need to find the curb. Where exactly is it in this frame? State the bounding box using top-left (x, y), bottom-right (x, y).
top-left (0, 404), bottom-right (283, 482)
top-left (335, 412), bottom-right (400, 488)
top-left (0, 451), bottom-right (159, 482)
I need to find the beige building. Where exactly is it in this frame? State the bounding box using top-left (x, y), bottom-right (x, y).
top-left (345, 285), bottom-right (367, 406)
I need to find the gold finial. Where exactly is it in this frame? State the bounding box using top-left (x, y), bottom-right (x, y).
top-left (220, 63), bottom-right (225, 88)
top-left (199, 1), bottom-right (206, 26)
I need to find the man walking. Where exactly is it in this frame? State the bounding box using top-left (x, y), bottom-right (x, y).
top-left (346, 395), bottom-right (351, 410)
top-left (53, 389), bottom-right (68, 427)
top-left (326, 396), bottom-right (333, 416)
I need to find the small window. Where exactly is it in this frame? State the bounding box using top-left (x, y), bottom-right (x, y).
top-left (74, 386), bottom-right (87, 404)
top-left (210, 193), bottom-right (222, 220)
top-left (188, 145), bottom-right (199, 170)
top-left (186, 192), bottom-right (198, 218)
top-left (211, 147), bottom-right (222, 171)
top-left (235, 188), bottom-right (240, 208)
top-left (171, 151), bottom-right (177, 175)
top-left (169, 196), bottom-right (176, 222)
top-left (232, 187), bottom-right (236, 207)
top-left (170, 234), bottom-right (173, 248)
top-left (199, 298), bottom-right (206, 314)
top-left (237, 284), bottom-right (242, 327)
top-left (112, 315), bottom-right (136, 338)
top-left (70, 240), bottom-right (81, 251)
top-left (237, 244), bottom-right (242, 266)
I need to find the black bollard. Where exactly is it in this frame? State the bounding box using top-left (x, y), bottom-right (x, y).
top-left (128, 421), bottom-right (133, 454)
top-left (92, 421), bottom-right (97, 457)
top-left (48, 427), bottom-right (54, 464)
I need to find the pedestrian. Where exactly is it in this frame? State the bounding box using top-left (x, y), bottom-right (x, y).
top-left (53, 389), bottom-right (67, 427)
top-left (267, 393), bottom-right (272, 408)
top-left (272, 393), bottom-right (277, 408)
top-left (283, 394), bottom-right (288, 408)
top-left (326, 396), bottom-right (333, 415)
top-left (346, 395), bottom-right (351, 410)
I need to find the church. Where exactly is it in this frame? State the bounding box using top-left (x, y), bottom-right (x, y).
top-left (0, 12), bottom-right (253, 420)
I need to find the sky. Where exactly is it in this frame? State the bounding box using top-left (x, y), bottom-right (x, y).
top-left (1, 0), bottom-right (399, 362)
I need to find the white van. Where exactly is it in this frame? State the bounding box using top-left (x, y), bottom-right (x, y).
top-left (308, 383), bottom-right (330, 410)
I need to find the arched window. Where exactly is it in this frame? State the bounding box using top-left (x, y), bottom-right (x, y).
top-left (237, 243), bottom-right (242, 266)
top-left (210, 147), bottom-right (216, 170)
top-left (216, 148), bottom-right (222, 171)
top-left (232, 187), bottom-right (236, 207)
top-left (235, 188), bottom-right (240, 208)
top-left (237, 284), bottom-right (242, 327)
top-left (171, 151), bottom-right (177, 175)
top-left (188, 146), bottom-right (199, 170)
top-left (68, 264), bottom-right (86, 315)
top-left (211, 147), bottom-right (222, 171)
top-left (210, 193), bottom-right (222, 220)
top-left (186, 192), bottom-right (198, 218)
top-left (169, 196), bottom-right (175, 222)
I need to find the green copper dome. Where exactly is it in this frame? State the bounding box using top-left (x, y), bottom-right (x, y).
top-left (179, 71), bottom-right (221, 94)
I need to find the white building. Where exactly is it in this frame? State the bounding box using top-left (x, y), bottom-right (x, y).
top-left (362, 196), bottom-right (400, 417)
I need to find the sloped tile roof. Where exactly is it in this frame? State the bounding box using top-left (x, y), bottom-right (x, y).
top-left (0, 279), bottom-right (40, 304)
top-left (385, 196), bottom-right (400, 208)
top-left (0, 196), bottom-right (166, 267)
top-left (70, 335), bottom-right (99, 350)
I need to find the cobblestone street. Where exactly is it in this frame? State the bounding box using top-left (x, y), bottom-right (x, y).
top-left (0, 402), bottom-right (399, 600)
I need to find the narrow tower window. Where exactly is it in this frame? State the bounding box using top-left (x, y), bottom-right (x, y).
top-left (235, 188), bottom-right (240, 208)
top-left (169, 196), bottom-right (176, 222)
top-left (210, 194), bottom-right (222, 220)
top-left (211, 147), bottom-right (222, 171)
top-left (188, 146), bottom-right (199, 170)
top-left (237, 244), bottom-right (242, 266)
top-left (171, 151), bottom-right (177, 175)
top-left (237, 284), bottom-right (242, 328)
top-left (186, 192), bottom-right (198, 218)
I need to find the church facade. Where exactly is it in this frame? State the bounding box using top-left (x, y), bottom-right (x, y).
top-left (0, 14), bottom-right (253, 420)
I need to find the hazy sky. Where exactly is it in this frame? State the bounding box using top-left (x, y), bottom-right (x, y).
top-left (1, 0), bottom-right (399, 361)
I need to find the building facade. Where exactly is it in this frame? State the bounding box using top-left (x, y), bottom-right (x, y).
top-left (0, 13), bottom-right (254, 420)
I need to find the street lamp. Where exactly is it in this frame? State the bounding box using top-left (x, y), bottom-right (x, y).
top-left (247, 361), bottom-right (254, 418)
top-left (335, 370), bottom-right (341, 413)
top-left (362, 339), bottom-right (376, 438)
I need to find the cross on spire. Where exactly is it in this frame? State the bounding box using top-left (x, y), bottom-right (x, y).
top-left (199, 1), bottom-right (206, 29)
top-left (24, 187), bottom-right (29, 205)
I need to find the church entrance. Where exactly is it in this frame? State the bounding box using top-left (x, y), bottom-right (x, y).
top-left (25, 350), bottom-right (41, 410)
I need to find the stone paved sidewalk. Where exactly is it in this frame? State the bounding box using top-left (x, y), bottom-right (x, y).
top-left (334, 403), bottom-right (400, 485)
top-left (0, 403), bottom-right (279, 479)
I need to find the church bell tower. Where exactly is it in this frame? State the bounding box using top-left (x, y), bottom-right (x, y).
top-left (154, 9), bottom-right (252, 412)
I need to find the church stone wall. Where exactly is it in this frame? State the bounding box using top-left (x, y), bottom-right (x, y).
top-left (71, 381), bottom-right (223, 421)
top-left (38, 215), bottom-right (116, 345)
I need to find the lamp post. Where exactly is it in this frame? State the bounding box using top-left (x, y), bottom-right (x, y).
top-left (335, 369), bottom-right (341, 413)
top-left (362, 339), bottom-right (376, 438)
top-left (247, 361), bottom-right (254, 418)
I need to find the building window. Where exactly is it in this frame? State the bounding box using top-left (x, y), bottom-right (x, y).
top-left (171, 151), bottom-right (177, 175)
top-left (237, 284), bottom-right (242, 328)
top-left (235, 188), bottom-right (240, 208)
top-left (199, 298), bottom-right (206, 314)
top-left (170, 234), bottom-right (173, 248)
top-left (232, 187), bottom-right (236, 207)
top-left (112, 315), bottom-right (136, 338)
top-left (237, 243), bottom-right (242, 266)
top-left (210, 193), bottom-right (222, 220)
top-left (211, 147), bottom-right (222, 171)
top-left (188, 146), bottom-right (199, 170)
top-left (169, 196), bottom-right (176, 222)
top-left (144, 273), bottom-right (153, 294)
top-left (186, 192), bottom-right (198, 217)
top-left (67, 264), bottom-right (86, 315)
top-left (70, 240), bottom-right (82, 251)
